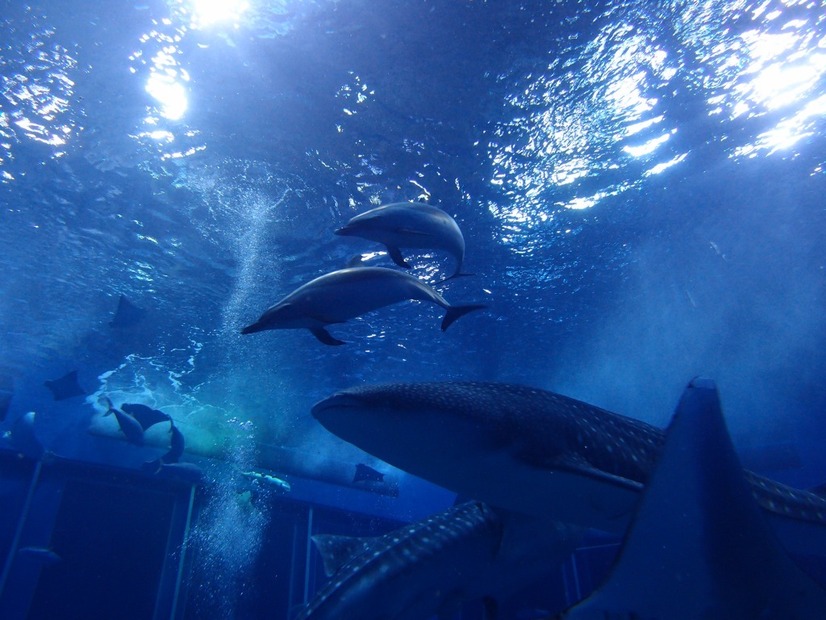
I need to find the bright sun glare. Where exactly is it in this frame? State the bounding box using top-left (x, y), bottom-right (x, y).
top-left (189, 0), bottom-right (251, 28)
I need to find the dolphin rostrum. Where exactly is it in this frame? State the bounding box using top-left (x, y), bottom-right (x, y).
top-left (297, 500), bottom-right (581, 620)
top-left (241, 267), bottom-right (485, 345)
top-left (311, 381), bottom-right (826, 559)
top-left (561, 377), bottom-right (826, 618)
top-left (335, 202), bottom-right (468, 278)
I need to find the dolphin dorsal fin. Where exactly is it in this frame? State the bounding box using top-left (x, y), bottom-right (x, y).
top-left (311, 534), bottom-right (370, 576)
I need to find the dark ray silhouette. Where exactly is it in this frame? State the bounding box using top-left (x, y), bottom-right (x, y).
top-left (44, 370), bottom-right (85, 401)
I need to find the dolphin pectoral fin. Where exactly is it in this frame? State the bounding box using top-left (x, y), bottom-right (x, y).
top-left (441, 304), bottom-right (486, 331)
top-left (310, 327), bottom-right (346, 346)
top-left (385, 245), bottom-right (411, 268)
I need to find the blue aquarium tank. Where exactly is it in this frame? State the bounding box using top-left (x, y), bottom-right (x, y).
top-left (2, 0), bottom-right (826, 618)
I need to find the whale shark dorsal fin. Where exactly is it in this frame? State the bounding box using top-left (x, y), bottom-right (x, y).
top-left (385, 245), bottom-right (411, 268)
top-left (311, 534), bottom-right (371, 577)
top-left (563, 377), bottom-right (826, 619)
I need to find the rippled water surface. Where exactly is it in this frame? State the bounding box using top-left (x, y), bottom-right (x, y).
top-left (1, 0), bottom-right (825, 484)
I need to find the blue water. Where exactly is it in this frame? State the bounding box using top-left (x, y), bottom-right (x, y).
top-left (1, 0), bottom-right (825, 617)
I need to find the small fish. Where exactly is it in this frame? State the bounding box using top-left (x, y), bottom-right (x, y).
top-left (240, 470), bottom-right (291, 493)
top-left (44, 370), bottom-right (85, 401)
top-left (241, 266), bottom-right (485, 345)
top-left (17, 546), bottom-right (61, 565)
top-left (142, 460), bottom-right (203, 480)
top-left (335, 202), bottom-right (469, 278)
top-left (353, 463), bottom-right (384, 484)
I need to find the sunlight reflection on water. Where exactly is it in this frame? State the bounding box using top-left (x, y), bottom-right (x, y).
top-left (487, 0), bottom-right (826, 236)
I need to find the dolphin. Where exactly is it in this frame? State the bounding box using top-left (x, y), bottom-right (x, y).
top-left (241, 267), bottom-right (485, 345)
top-left (335, 202), bottom-right (468, 278)
top-left (297, 500), bottom-right (581, 620)
top-left (311, 381), bottom-right (826, 559)
top-left (560, 378), bottom-right (826, 619)
top-left (142, 421), bottom-right (185, 472)
top-left (100, 397), bottom-right (144, 445)
top-left (120, 403), bottom-right (170, 430)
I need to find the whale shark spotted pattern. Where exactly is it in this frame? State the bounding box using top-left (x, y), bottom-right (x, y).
top-left (312, 381), bottom-right (826, 558)
top-left (561, 378), bottom-right (826, 618)
top-left (297, 500), bottom-right (581, 620)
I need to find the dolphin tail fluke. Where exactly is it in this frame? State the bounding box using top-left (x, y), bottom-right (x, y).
top-left (441, 304), bottom-right (486, 331)
top-left (99, 396), bottom-right (115, 416)
top-left (310, 327), bottom-right (346, 346)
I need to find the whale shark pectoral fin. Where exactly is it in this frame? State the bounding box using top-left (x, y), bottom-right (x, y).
top-left (311, 534), bottom-right (372, 576)
top-left (310, 327), bottom-right (346, 346)
top-left (385, 245), bottom-right (411, 268)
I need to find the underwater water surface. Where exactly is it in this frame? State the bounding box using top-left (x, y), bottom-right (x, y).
top-left (1, 0), bottom-right (826, 618)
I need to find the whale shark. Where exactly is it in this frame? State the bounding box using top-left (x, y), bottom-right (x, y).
top-left (297, 500), bottom-right (581, 620)
top-left (335, 202), bottom-right (467, 278)
top-left (312, 381), bottom-right (826, 559)
top-left (560, 378), bottom-right (826, 618)
top-left (241, 267), bottom-right (484, 345)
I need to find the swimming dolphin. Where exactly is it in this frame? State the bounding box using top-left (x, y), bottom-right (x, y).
top-left (120, 403), bottom-right (171, 430)
top-left (142, 421), bottom-right (185, 472)
top-left (100, 397), bottom-right (144, 445)
top-left (240, 470), bottom-right (291, 493)
top-left (241, 267), bottom-right (485, 345)
top-left (560, 378), bottom-right (826, 619)
top-left (335, 202), bottom-right (468, 278)
top-left (311, 381), bottom-right (826, 559)
top-left (297, 500), bottom-right (581, 620)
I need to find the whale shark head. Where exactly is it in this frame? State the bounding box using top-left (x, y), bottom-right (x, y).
top-left (312, 382), bottom-right (652, 530)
